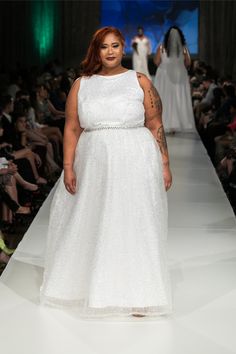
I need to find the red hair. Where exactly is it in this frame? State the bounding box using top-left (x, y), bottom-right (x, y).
top-left (80, 27), bottom-right (125, 77)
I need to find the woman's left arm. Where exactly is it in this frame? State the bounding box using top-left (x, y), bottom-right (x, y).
top-left (183, 46), bottom-right (191, 69)
top-left (153, 45), bottom-right (161, 67)
top-left (21, 131), bottom-right (27, 147)
top-left (137, 73), bottom-right (172, 190)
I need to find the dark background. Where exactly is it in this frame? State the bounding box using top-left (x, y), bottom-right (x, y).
top-left (0, 0), bottom-right (236, 77)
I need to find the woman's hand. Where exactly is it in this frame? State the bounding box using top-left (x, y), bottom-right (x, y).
top-left (64, 168), bottom-right (76, 194)
top-left (34, 153), bottom-right (42, 167)
top-left (7, 162), bottom-right (18, 174)
top-left (163, 165), bottom-right (172, 191)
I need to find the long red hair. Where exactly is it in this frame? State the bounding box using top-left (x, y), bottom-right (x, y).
top-left (80, 27), bottom-right (125, 77)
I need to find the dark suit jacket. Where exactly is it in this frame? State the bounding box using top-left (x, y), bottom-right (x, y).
top-left (0, 114), bottom-right (14, 144)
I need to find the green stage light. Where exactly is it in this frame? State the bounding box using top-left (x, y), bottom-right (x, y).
top-left (31, 0), bottom-right (57, 61)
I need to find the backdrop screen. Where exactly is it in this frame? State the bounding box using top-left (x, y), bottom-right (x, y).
top-left (101, 0), bottom-right (199, 54)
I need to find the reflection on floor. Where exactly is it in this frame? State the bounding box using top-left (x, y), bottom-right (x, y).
top-left (0, 133), bottom-right (236, 354)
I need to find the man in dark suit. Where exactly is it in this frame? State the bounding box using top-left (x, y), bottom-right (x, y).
top-left (0, 95), bottom-right (14, 143)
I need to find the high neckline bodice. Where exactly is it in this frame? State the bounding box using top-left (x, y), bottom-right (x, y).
top-left (94, 70), bottom-right (131, 78)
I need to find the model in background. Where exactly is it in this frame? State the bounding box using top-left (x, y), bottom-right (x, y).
top-left (132, 26), bottom-right (151, 79)
top-left (40, 26), bottom-right (172, 318)
top-left (154, 26), bottom-right (195, 133)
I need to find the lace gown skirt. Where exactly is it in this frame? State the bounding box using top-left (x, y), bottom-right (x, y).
top-left (154, 57), bottom-right (195, 132)
top-left (39, 127), bottom-right (172, 317)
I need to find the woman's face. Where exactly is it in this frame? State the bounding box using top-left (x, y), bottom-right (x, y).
top-left (39, 86), bottom-right (48, 99)
top-left (15, 116), bottom-right (27, 132)
top-left (99, 33), bottom-right (123, 70)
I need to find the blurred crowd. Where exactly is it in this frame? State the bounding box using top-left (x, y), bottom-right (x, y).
top-left (190, 60), bottom-right (236, 213)
top-left (0, 61), bottom-right (77, 269)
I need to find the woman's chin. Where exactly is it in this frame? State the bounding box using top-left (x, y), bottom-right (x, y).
top-left (103, 61), bottom-right (121, 69)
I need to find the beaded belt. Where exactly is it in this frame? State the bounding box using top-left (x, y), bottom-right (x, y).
top-left (84, 124), bottom-right (145, 132)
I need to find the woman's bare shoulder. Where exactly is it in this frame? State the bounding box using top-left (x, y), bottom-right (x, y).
top-left (73, 77), bottom-right (82, 87)
top-left (136, 72), bottom-right (152, 90)
top-left (67, 77), bottom-right (82, 97)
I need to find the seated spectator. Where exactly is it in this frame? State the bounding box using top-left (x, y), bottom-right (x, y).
top-left (34, 84), bottom-right (65, 133)
top-left (15, 91), bottom-right (63, 167)
top-left (17, 91), bottom-right (63, 161)
top-left (0, 122), bottom-right (39, 222)
top-left (200, 86), bottom-right (236, 162)
top-left (0, 95), bottom-right (15, 144)
top-left (214, 101), bottom-right (236, 165)
top-left (12, 112), bottom-right (47, 183)
top-left (49, 73), bottom-right (71, 111)
top-left (198, 87), bottom-right (224, 130)
top-left (0, 113), bottom-right (47, 185)
top-left (14, 100), bottom-right (61, 178)
top-left (0, 159), bottom-right (33, 223)
top-left (194, 76), bottom-right (218, 122)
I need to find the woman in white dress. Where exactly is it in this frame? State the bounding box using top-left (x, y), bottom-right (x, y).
top-left (132, 26), bottom-right (151, 80)
top-left (40, 26), bottom-right (173, 318)
top-left (154, 26), bottom-right (195, 133)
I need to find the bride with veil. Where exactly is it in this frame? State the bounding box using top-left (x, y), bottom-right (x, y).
top-left (153, 26), bottom-right (195, 133)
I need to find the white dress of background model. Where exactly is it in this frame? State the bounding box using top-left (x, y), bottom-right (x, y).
top-left (154, 28), bottom-right (195, 133)
top-left (132, 34), bottom-right (151, 80)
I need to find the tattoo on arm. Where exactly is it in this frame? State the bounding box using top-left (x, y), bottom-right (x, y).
top-left (147, 84), bottom-right (162, 115)
top-left (156, 124), bottom-right (168, 156)
top-left (145, 83), bottom-right (169, 162)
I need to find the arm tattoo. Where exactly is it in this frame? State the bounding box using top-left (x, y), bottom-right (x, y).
top-left (156, 124), bottom-right (168, 156)
top-left (144, 82), bottom-right (169, 163)
top-left (137, 74), bottom-right (162, 115)
top-left (147, 84), bottom-right (162, 115)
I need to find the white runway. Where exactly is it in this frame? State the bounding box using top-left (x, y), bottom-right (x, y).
top-left (1, 132), bottom-right (236, 354)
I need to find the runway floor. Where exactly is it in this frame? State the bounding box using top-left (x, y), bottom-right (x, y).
top-left (0, 132), bottom-right (236, 354)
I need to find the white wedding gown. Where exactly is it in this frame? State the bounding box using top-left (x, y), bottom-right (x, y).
top-left (154, 48), bottom-right (195, 132)
top-left (132, 36), bottom-right (151, 79)
top-left (40, 70), bottom-right (172, 317)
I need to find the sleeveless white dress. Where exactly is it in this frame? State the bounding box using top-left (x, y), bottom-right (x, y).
top-left (39, 70), bottom-right (172, 317)
top-left (132, 36), bottom-right (151, 80)
top-left (154, 47), bottom-right (195, 132)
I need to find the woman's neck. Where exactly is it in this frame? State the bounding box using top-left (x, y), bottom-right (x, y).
top-left (98, 66), bottom-right (126, 76)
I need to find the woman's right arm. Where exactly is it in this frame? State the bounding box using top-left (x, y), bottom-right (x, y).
top-left (63, 78), bottom-right (83, 194)
top-left (153, 45), bottom-right (162, 67)
top-left (183, 46), bottom-right (191, 69)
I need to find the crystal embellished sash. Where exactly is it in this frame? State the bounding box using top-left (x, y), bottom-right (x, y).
top-left (84, 124), bottom-right (145, 132)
